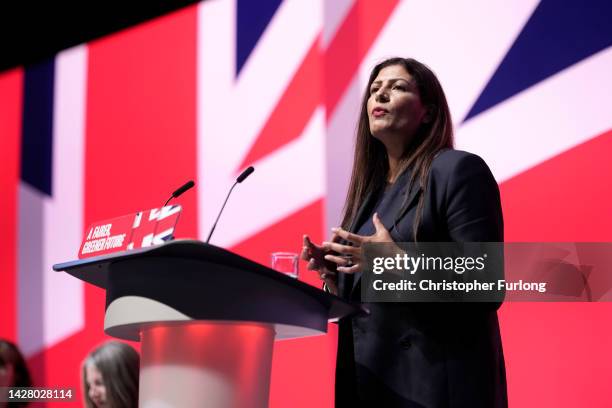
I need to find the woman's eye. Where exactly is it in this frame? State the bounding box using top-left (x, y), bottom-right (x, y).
top-left (393, 85), bottom-right (406, 91)
top-left (370, 88), bottom-right (379, 94)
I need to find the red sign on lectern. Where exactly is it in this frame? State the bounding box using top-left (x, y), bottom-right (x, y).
top-left (78, 205), bottom-right (182, 259)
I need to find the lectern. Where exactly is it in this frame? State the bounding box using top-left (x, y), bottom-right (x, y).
top-left (53, 239), bottom-right (364, 408)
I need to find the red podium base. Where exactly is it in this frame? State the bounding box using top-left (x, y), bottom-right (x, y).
top-left (139, 322), bottom-right (275, 408)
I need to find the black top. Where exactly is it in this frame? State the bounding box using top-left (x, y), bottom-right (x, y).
top-left (335, 149), bottom-right (507, 408)
top-left (335, 179), bottom-right (398, 406)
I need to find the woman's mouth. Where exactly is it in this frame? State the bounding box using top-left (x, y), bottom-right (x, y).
top-left (372, 107), bottom-right (388, 117)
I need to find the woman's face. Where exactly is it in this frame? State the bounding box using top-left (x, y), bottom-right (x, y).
top-left (0, 363), bottom-right (15, 387)
top-left (86, 364), bottom-right (108, 408)
top-left (367, 64), bottom-right (427, 145)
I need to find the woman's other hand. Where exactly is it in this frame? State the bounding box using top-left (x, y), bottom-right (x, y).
top-left (301, 234), bottom-right (339, 295)
top-left (322, 213), bottom-right (393, 274)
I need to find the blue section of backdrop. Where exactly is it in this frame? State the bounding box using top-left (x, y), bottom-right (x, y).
top-left (236, 0), bottom-right (283, 77)
top-left (464, 0), bottom-right (612, 122)
top-left (21, 58), bottom-right (55, 196)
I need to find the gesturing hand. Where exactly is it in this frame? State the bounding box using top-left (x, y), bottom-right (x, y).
top-left (322, 213), bottom-right (393, 274)
top-left (301, 234), bottom-right (340, 295)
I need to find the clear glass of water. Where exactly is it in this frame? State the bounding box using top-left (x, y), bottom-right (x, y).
top-left (271, 252), bottom-right (299, 278)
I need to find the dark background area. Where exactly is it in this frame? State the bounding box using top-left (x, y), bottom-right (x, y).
top-left (0, 1), bottom-right (201, 73)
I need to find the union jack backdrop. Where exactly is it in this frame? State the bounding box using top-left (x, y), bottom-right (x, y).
top-left (1, 0), bottom-right (611, 406)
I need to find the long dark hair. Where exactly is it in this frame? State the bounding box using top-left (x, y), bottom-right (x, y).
top-left (82, 341), bottom-right (140, 408)
top-left (0, 339), bottom-right (32, 408)
top-left (341, 57), bottom-right (454, 241)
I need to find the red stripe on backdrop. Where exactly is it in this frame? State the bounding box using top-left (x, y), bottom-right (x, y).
top-left (237, 39), bottom-right (322, 172)
top-left (501, 129), bottom-right (612, 242)
top-left (26, 6), bottom-right (198, 405)
top-left (230, 199), bottom-right (337, 408)
top-left (499, 129), bottom-right (612, 407)
top-left (324, 0), bottom-right (399, 118)
top-left (0, 68), bottom-right (23, 342)
top-left (84, 5), bottom-right (198, 238)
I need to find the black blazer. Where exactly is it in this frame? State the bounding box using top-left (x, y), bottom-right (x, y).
top-left (336, 149), bottom-right (507, 408)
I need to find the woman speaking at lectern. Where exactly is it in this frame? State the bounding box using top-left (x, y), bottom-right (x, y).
top-left (301, 58), bottom-right (507, 407)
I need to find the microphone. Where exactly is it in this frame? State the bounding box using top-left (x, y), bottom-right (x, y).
top-left (236, 166), bottom-right (254, 183)
top-left (206, 166), bottom-right (255, 244)
top-left (163, 180), bottom-right (195, 207)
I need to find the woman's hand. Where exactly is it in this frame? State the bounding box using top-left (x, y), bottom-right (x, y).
top-left (322, 213), bottom-right (393, 274)
top-left (301, 234), bottom-right (339, 295)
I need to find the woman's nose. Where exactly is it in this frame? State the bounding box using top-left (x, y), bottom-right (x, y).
top-left (375, 90), bottom-right (389, 103)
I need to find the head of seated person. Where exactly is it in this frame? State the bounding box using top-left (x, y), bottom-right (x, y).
top-left (0, 339), bottom-right (32, 408)
top-left (82, 341), bottom-right (140, 408)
